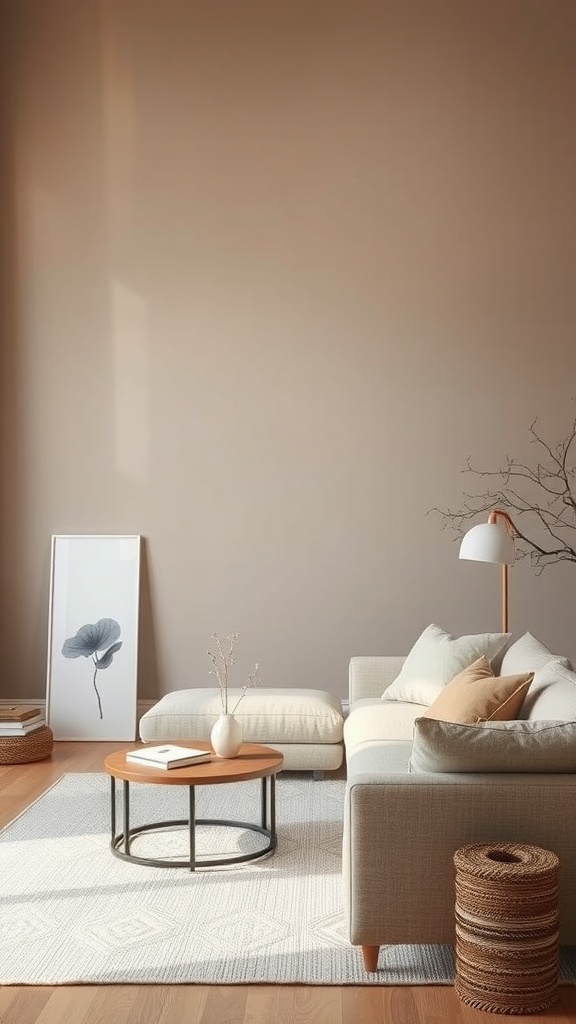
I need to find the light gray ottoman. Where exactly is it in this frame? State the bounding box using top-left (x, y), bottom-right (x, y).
top-left (139, 687), bottom-right (344, 773)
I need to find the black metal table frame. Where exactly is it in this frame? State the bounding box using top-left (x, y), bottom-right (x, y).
top-left (109, 774), bottom-right (277, 871)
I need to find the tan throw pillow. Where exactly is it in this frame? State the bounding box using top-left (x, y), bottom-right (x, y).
top-left (422, 656), bottom-right (533, 724)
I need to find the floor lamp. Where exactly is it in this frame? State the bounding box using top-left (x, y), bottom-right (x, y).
top-left (459, 509), bottom-right (516, 632)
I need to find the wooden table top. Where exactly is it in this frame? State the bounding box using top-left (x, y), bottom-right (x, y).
top-left (104, 741), bottom-right (284, 786)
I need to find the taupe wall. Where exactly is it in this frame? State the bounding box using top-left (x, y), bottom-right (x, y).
top-left (2, 0), bottom-right (576, 702)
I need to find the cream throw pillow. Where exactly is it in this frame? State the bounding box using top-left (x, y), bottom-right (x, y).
top-left (409, 718), bottom-right (576, 773)
top-left (499, 631), bottom-right (568, 675)
top-left (382, 624), bottom-right (510, 705)
top-left (421, 656), bottom-right (533, 724)
top-left (519, 658), bottom-right (576, 721)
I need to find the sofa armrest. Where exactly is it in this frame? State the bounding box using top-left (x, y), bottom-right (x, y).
top-left (343, 768), bottom-right (576, 946)
top-left (349, 656), bottom-right (405, 704)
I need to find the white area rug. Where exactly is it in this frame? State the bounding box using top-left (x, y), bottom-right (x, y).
top-left (1, 773), bottom-right (575, 986)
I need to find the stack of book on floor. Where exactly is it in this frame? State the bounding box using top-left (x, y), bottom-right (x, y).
top-left (0, 705), bottom-right (46, 737)
top-left (126, 744), bottom-right (211, 769)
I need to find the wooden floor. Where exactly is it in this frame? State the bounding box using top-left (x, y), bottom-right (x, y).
top-left (1, 742), bottom-right (576, 1024)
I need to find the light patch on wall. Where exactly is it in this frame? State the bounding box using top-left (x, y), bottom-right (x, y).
top-left (111, 280), bottom-right (150, 485)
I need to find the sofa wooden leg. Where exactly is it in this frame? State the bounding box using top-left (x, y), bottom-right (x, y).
top-left (361, 944), bottom-right (380, 972)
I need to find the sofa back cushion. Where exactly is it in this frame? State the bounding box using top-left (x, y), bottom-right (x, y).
top-left (409, 717), bottom-right (576, 773)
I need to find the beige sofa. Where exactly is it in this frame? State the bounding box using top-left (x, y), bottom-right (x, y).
top-left (343, 648), bottom-right (576, 973)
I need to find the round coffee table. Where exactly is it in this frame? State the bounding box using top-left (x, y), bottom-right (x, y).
top-left (104, 741), bottom-right (283, 871)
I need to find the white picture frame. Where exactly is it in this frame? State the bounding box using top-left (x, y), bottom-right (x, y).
top-left (46, 535), bottom-right (141, 740)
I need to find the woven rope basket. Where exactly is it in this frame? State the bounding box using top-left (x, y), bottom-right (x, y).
top-left (0, 726), bottom-right (53, 764)
top-left (454, 843), bottom-right (560, 1015)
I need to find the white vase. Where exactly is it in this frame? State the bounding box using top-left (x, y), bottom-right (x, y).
top-left (210, 713), bottom-right (243, 758)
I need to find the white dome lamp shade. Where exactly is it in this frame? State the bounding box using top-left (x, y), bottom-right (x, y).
top-left (459, 510), bottom-right (516, 632)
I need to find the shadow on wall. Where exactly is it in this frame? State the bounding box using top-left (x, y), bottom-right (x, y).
top-left (137, 537), bottom-right (161, 700)
top-left (0, 6), bottom-right (27, 698)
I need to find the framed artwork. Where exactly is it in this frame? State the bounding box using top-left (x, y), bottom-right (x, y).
top-left (46, 535), bottom-right (141, 740)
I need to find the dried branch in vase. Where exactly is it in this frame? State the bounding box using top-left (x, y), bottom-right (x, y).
top-left (207, 632), bottom-right (260, 713)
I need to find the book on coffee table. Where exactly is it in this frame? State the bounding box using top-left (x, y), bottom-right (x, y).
top-left (126, 744), bottom-right (211, 769)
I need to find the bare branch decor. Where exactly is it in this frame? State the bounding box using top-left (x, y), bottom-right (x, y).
top-left (207, 632), bottom-right (260, 714)
top-left (430, 412), bottom-right (576, 574)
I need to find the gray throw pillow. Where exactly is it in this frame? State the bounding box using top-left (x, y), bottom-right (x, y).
top-left (409, 717), bottom-right (576, 773)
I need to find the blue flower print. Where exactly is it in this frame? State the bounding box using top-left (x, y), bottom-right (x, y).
top-left (62, 618), bottom-right (123, 719)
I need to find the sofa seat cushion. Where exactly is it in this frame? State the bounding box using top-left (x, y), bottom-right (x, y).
top-left (344, 701), bottom-right (428, 753)
top-left (139, 687), bottom-right (344, 745)
top-left (347, 740), bottom-right (413, 777)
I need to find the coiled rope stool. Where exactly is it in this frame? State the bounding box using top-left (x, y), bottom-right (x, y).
top-left (0, 726), bottom-right (53, 764)
top-left (454, 843), bottom-right (560, 1015)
